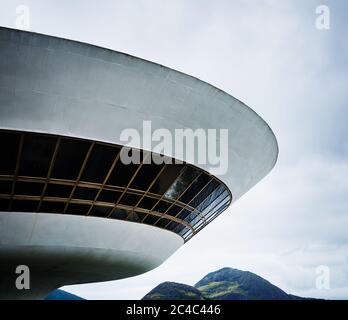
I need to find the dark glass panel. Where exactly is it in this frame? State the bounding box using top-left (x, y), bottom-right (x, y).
top-left (107, 161), bottom-right (139, 187)
top-left (73, 187), bottom-right (98, 200)
top-left (195, 184), bottom-right (226, 213)
top-left (97, 190), bottom-right (121, 203)
top-left (15, 181), bottom-right (44, 196)
top-left (51, 138), bottom-right (90, 180)
top-left (66, 203), bottom-right (90, 215)
top-left (127, 210), bottom-right (146, 222)
top-left (0, 131), bottom-right (21, 175)
top-left (89, 205), bottom-right (111, 218)
top-left (190, 179), bottom-right (220, 209)
top-left (165, 221), bottom-right (180, 231)
top-left (173, 223), bottom-right (186, 234)
top-left (153, 200), bottom-right (171, 213)
top-left (12, 200), bottom-right (38, 212)
top-left (181, 224), bottom-right (192, 235)
top-left (164, 166), bottom-right (200, 200)
top-left (0, 199), bottom-right (9, 211)
top-left (191, 217), bottom-right (205, 231)
top-left (0, 180), bottom-right (12, 194)
top-left (190, 213), bottom-right (206, 229)
top-left (80, 144), bottom-right (120, 183)
top-left (186, 212), bottom-right (199, 224)
top-left (129, 163), bottom-right (165, 191)
top-left (149, 164), bottom-right (184, 195)
top-left (119, 193), bottom-right (142, 207)
top-left (39, 201), bottom-right (66, 213)
top-left (136, 211), bottom-right (147, 222)
top-left (143, 214), bottom-right (160, 225)
top-left (138, 197), bottom-right (158, 210)
top-left (109, 208), bottom-right (128, 220)
top-left (165, 205), bottom-right (182, 217)
top-left (201, 190), bottom-right (229, 217)
top-left (45, 183), bottom-right (73, 198)
top-left (176, 209), bottom-right (192, 221)
top-left (178, 173), bottom-right (211, 204)
top-left (178, 226), bottom-right (190, 236)
top-left (204, 196), bottom-right (229, 221)
top-left (155, 217), bottom-right (171, 228)
top-left (19, 134), bottom-right (57, 177)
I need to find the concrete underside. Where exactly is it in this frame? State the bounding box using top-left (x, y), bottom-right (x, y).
top-left (0, 212), bottom-right (183, 299)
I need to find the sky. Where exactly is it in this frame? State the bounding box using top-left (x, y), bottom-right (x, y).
top-left (0, 0), bottom-right (347, 299)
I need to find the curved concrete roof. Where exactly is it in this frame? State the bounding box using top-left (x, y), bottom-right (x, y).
top-left (0, 27), bottom-right (278, 202)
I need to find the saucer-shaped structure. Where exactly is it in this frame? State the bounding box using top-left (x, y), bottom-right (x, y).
top-left (0, 27), bottom-right (278, 299)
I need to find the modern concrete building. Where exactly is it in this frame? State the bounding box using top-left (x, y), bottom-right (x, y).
top-left (0, 27), bottom-right (278, 299)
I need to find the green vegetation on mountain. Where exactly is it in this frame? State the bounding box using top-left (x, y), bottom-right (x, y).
top-left (143, 282), bottom-right (204, 300)
top-left (143, 267), bottom-right (308, 300)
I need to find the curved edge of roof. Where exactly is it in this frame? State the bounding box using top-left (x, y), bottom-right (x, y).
top-left (0, 26), bottom-right (279, 200)
top-left (0, 26), bottom-right (279, 165)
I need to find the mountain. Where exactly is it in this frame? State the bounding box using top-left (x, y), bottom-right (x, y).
top-left (45, 289), bottom-right (84, 300)
top-left (143, 282), bottom-right (205, 300)
top-left (195, 267), bottom-right (291, 300)
top-left (143, 268), bottom-right (307, 300)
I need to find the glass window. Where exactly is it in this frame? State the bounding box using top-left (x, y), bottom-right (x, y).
top-left (0, 131), bottom-right (21, 175)
top-left (138, 197), bottom-right (158, 210)
top-left (204, 196), bottom-right (229, 221)
top-left (165, 204), bottom-right (182, 217)
top-left (173, 224), bottom-right (185, 233)
top-left (19, 134), bottom-right (57, 177)
top-left (15, 181), bottom-right (44, 196)
top-left (107, 161), bottom-right (139, 187)
top-left (155, 217), bottom-right (171, 228)
top-left (0, 180), bottom-right (13, 195)
top-left (80, 144), bottom-right (120, 183)
top-left (181, 225), bottom-right (192, 236)
top-left (0, 199), bottom-right (9, 211)
top-left (178, 226), bottom-right (190, 237)
top-left (201, 190), bottom-right (229, 218)
top-left (149, 164), bottom-right (184, 195)
top-left (39, 201), bottom-right (66, 213)
top-left (164, 166), bottom-right (200, 200)
top-left (97, 190), bottom-right (121, 203)
top-left (165, 221), bottom-right (180, 231)
top-left (51, 138), bottom-right (91, 180)
top-left (89, 205), bottom-right (112, 218)
top-left (119, 193), bottom-right (142, 207)
top-left (178, 173), bottom-right (211, 204)
top-left (190, 179), bottom-right (220, 209)
top-left (73, 187), bottom-right (98, 200)
top-left (153, 200), bottom-right (171, 213)
top-left (143, 214), bottom-right (160, 225)
top-left (66, 203), bottom-right (90, 215)
top-left (127, 210), bottom-right (146, 222)
top-left (45, 183), bottom-right (73, 198)
top-left (195, 184), bottom-right (226, 213)
top-left (130, 163), bottom-right (165, 191)
top-left (176, 209), bottom-right (192, 221)
top-left (12, 200), bottom-right (38, 212)
top-left (109, 208), bottom-right (128, 220)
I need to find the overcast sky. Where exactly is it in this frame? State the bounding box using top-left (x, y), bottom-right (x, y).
top-left (1, 0), bottom-right (347, 299)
